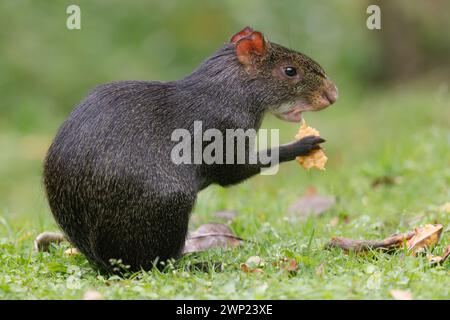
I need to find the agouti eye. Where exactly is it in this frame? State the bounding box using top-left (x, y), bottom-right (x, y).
top-left (284, 67), bottom-right (297, 77)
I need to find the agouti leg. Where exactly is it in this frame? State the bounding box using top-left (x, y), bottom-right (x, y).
top-left (214, 135), bottom-right (324, 186)
top-left (88, 191), bottom-right (195, 272)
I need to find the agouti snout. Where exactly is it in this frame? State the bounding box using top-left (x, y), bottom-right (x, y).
top-left (43, 27), bottom-right (337, 272)
top-left (323, 79), bottom-right (339, 105)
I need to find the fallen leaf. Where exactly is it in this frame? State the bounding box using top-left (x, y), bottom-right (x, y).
top-left (407, 224), bottom-right (443, 256)
top-left (288, 188), bottom-right (336, 218)
top-left (240, 264), bottom-right (264, 273)
top-left (325, 231), bottom-right (415, 252)
top-left (326, 223), bottom-right (444, 256)
top-left (240, 263), bottom-right (250, 272)
top-left (182, 223), bottom-right (243, 254)
top-left (240, 256), bottom-right (265, 273)
top-left (34, 232), bottom-right (66, 252)
top-left (371, 176), bottom-right (402, 188)
top-left (83, 290), bottom-right (103, 300)
top-left (214, 210), bottom-right (238, 221)
top-left (64, 248), bottom-right (80, 256)
top-left (390, 289), bottom-right (412, 300)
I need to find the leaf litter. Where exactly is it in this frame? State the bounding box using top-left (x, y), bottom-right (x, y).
top-left (326, 223), bottom-right (448, 265)
top-left (182, 223), bottom-right (243, 254)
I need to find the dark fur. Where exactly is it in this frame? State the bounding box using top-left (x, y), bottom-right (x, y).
top-left (44, 39), bottom-right (328, 272)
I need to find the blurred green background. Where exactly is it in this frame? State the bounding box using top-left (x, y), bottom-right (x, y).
top-left (0, 0), bottom-right (449, 228)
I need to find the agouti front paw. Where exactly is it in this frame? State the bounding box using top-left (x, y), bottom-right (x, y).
top-left (293, 135), bottom-right (325, 157)
top-left (278, 135), bottom-right (325, 163)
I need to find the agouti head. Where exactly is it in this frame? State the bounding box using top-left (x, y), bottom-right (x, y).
top-left (230, 27), bottom-right (338, 122)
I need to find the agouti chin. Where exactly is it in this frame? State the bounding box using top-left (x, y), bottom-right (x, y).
top-left (43, 27), bottom-right (338, 272)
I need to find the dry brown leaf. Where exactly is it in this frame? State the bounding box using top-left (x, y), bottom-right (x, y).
top-left (240, 263), bottom-right (250, 272)
top-left (325, 231), bottom-right (415, 252)
top-left (295, 120), bottom-right (327, 170)
top-left (390, 289), bottom-right (412, 300)
top-left (240, 263), bottom-right (264, 273)
top-left (240, 264), bottom-right (264, 273)
top-left (240, 256), bottom-right (265, 273)
top-left (407, 224), bottom-right (443, 256)
top-left (288, 188), bottom-right (336, 218)
top-left (182, 223), bottom-right (243, 254)
top-left (326, 223), bottom-right (444, 256)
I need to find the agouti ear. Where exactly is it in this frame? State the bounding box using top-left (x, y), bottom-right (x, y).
top-left (230, 26), bottom-right (254, 43)
top-left (235, 31), bottom-right (267, 66)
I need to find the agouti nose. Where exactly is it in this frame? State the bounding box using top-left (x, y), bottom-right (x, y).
top-left (324, 84), bottom-right (338, 105)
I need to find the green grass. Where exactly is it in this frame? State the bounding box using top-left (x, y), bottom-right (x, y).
top-left (0, 84), bottom-right (449, 299)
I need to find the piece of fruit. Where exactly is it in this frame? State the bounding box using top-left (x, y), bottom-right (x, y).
top-left (295, 120), bottom-right (327, 170)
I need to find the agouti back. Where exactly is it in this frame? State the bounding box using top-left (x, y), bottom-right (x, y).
top-left (44, 27), bottom-right (337, 272)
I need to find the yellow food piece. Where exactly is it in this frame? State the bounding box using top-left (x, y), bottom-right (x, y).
top-left (295, 120), bottom-right (327, 170)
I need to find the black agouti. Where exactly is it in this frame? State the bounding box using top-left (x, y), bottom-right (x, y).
top-left (43, 27), bottom-right (337, 272)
